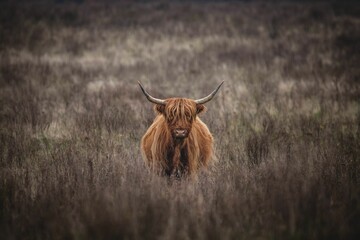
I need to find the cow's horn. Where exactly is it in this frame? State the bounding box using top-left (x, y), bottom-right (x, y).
top-left (138, 82), bottom-right (166, 105)
top-left (194, 81), bottom-right (224, 104)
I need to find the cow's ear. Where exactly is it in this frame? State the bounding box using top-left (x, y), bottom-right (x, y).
top-left (196, 104), bottom-right (206, 114)
top-left (155, 104), bottom-right (165, 114)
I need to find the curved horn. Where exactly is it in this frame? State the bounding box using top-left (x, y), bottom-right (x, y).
top-left (138, 82), bottom-right (166, 105)
top-left (194, 81), bottom-right (224, 104)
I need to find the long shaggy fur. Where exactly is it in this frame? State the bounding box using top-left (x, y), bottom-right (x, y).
top-left (141, 98), bottom-right (214, 177)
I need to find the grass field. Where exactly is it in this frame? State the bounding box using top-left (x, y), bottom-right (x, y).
top-left (0, 1), bottom-right (359, 239)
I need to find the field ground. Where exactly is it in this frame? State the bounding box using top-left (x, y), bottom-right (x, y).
top-left (0, 1), bottom-right (359, 239)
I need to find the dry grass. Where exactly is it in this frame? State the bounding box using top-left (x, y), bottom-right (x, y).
top-left (0, 1), bottom-right (359, 239)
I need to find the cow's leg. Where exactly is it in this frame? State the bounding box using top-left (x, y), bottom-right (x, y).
top-left (172, 146), bottom-right (181, 176)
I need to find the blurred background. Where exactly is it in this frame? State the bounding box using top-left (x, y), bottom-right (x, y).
top-left (0, 0), bottom-right (359, 239)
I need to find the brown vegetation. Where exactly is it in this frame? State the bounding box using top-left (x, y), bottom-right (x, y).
top-left (0, 1), bottom-right (359, 239)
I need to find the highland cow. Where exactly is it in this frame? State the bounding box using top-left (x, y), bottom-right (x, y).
top-left (139, 81), bottom-right (223, 178)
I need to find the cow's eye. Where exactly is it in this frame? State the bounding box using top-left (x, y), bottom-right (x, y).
top-left (186, 113), bottom-right (192, 121)
top-left (167, 116), bottom-right (173, 122)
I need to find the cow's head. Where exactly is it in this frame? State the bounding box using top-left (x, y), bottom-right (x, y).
top-left (139, 81), bottom-right (224, 139)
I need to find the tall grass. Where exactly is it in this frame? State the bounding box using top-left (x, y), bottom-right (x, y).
top-left (0, 2), bottom-right (359, 239)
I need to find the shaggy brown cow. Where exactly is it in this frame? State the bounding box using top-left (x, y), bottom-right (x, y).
top-left (139, 82), bottom-right (224, 178)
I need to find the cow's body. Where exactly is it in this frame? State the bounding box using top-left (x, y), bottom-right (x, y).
top-left (141, 108), bottom-right (213, 177)
top-left (138, 82), bottom-right (223, 178)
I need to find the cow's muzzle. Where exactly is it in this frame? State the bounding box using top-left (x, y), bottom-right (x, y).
top-left (173, 129), bottom-right (189, 139)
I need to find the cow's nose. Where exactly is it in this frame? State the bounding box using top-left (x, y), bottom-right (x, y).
top-left (175, 129), bottom-right (186, 135)
top-left (174, 129), bottom-right (188, 137)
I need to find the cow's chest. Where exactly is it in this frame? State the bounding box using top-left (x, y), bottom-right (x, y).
top-left (165, 145), bottom-right (188, 177)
